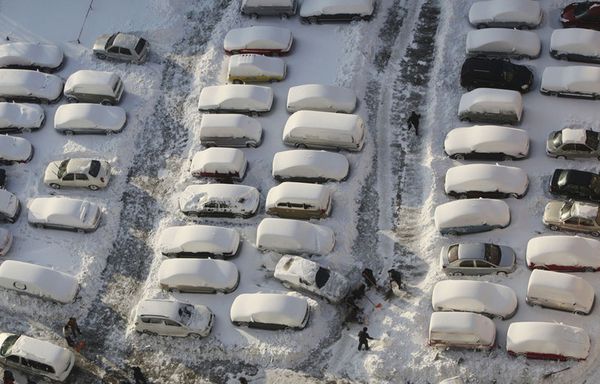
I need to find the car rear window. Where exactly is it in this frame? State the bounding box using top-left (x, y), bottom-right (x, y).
top-left (89, 160), bottom-right (101, 177)
top-left (484, 244), bottom-right (501, 265)
top-left (447, 245), bottom-right (459, 263)
top-left (135, 39), bottom-right (147, 54)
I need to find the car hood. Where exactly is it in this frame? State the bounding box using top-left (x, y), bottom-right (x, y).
top-left (543, 201), bottom-right (564, 224)
top-left (43, 161), bottom-right (62, 183)
top-left (188, 305), bottom-right (213, 332)
top-left (93, 34), bottom-right (112, 51)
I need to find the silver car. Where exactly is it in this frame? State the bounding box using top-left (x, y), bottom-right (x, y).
top-left (440, 242), bottom-right (516, 276)
top-left (93, 33), bottom-right (149, 64)
top-left (547, 128), bottom-right (600, 159)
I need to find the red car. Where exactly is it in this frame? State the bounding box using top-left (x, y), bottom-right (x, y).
top-left (561, 2), bottom-right (600, 29)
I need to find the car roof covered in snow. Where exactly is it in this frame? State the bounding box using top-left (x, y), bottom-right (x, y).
top-left (224, 26), bottom-right (292, 52)
top-left (0, 102), bottom-right (43, 128)
top-left (198, 114), bottom-right (262, 139)
top-left (458, 88), bottom-right (523, 119)
top-left (197, 85), bottom-right (273, 111)
top-left (429, 312), bottom-right (495, 344)
top-left (526, 235), bottom-right (600, 269)
top-left (158, 225), bottom-right (240, 255)
top-left (272, 150), bottom-right (349, 180)
top-left (466, 28), bottom-right (540, 57)
top-left (191, 148), bottom-right (246, 174)
top-left (469, 0), bottom-right (541, 25)
top-left (228, 54), bottom-right (285, 76)
top-left (0, 42), bottom-right (63, 69)
top-left (434, 198), bottom-right (510, 230)
top-left (230, 293), bottom-right (309, 326)
top-left (284, 110), bottom-right (363, 136)
top-left (287, 84), bottom-right (357, 113)
top-left (444, 125), bottom-right (529, 157)
top-left (158, 258), bottom-right (239, 290)
top-left (444, 163), bottom-right (528, 195)
top-left (180, 184), bottom-right (258, 205)
top-left (300, 0), bottom-right (375, 17)
top-left (560, 128), bottom-right (588, 145)
top-left (266, 181), bottom-right (331, 207)
top-left (527, 269), bottom-right (595, 306)
top-left (136, 299), bottom-right (196, 319)
top-left (5, 333), bottom-right (73, 369)
top-left (112, 33), bottom-right (142, 50)
top-left (0, 135), bottom-right (32, 160)
top-left (54, 104), bottom-right (126, 130)
top-left (507, 322), bottom-right (590, 359)
top-left (432, 280), bottom-right (517, 317)
top-left (551, 28), bottom-right (600, 57)
top-left (542, 66), bottom-right (600, 94)
top-left (256, 217), bottom-right (333, 254)
top-left (27, 196), bottom-right (98, 226)
top-left (0, 69), bottom-right (63, 100)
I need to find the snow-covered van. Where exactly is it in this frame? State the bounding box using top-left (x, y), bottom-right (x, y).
top-left (223, 26), bottom-right (293, 55)
top-left (434, 198), bottom-right (510, 235)
top-left (230, 293), bottom-right (310, 330)
top-left (444, 163), bottom-right (529, 199)
top-left (178, 184), bottom-right (260, 218)
top-left (64, 70), bottom-right (124, 105)
top-left (256, 217), bottom-right (335, 255)
top-left (468, 0), bottom-right (542, 29)
top-left (444, 125), bottom-right (529, 160)
top-left (265, 182), bottom-right (332, 219)
top-left (507, 322), bottom-right (590, 361)
top-left (241, 0), bottom-right (297, 18)
top-left (158, 225), bottom-right (241, 258)
top-left (198, 85), bottom-right (273, 114)
top-left (0, 189), bottom-right (20, 223)
top-left (526, 235), bottom-right (600, 272)
top-left (190, 148), bottom-right (247, 181)
top-left (540, 66), bottom-right (600, 99)
top-left (466, 28), bottom-right (541, 59)
top-left (550, 28), bottom-right (600, 64)
top-left (300, 0), bottom-right (375, 23)
top-left (526, 269), bottom-right (594, 315)
top-left (134, 299), bottom-right (214, 337)
top-left (428, 312), bottom-right (496, 350)
top-left (198, 114), bottom-right (262, 148)
top-left (458, 88), bottom-right (523, 124)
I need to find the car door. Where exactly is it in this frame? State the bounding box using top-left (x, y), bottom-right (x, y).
top-left (140, 316), bottom-right (164, 334)
top-left (74, 173), bottom-right (89, 188)
top-left (163, 319), bottom-right (186, 336)
top-left (119, 47), bottom-right (132, 60)
top-left (107, 45), bottom-right (120, 59)
top-left (456, 260), bottom-right (475, 275)
top-left (61, 173), bottom-right (75, 186)
top-left (474, 260), bottom-right (493, 275)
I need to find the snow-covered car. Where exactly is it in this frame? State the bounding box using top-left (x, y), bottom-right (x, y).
top-left (541, 66), bottom-right (600, 99)
top-left (27, 196), bottom-right (102, 232)
top-left (439, 242), bottom-right (516, 276)
top-left (134, 299), bottom-right (214, 337)
top-left (286, 84), bottom-right (357, 113)
top-left (0, 42), bottom-right (64, 72)
top-left (0, 69), bottom-right (62, 104)
top-left (300, 0), bottom-right (375, 23)
top-left (228, 54), bottom-right (286, 84)
top-left (543, 200), bottom-right (600, 236)
top-left (550, 28), bottom-right (600, 64)
top-left (432, 280), bottom-right (518, 320)
top-left (0, 228), bottom-right (12, 256)
top-left (64, 70), bottom-right (124, 105)
top-left (158, 225), bottom-right (240, 258)
top-left (190, 148), bottom-right (247, 181)
top-left (466, 29), bottom-right (541, 59)
top-left (458, 88), bottom-right (523, 124)
top-left (158, 258), bottom-right (239, 293)
top-left (468, 0), bottom-right (542, 29)
top-left (439, 378), bottom-right (464, 384)
top-left (0, 260), bottom-right (78, 303)
top-left (428, 312), bottom-right (496, 350)
top-left (0, 333), bottom-right (75, 382)
top-left (526, 235), bottom-right (600, 272)
top-left (197, 85), bottom-right (273, 114)
top-left (546, 128), bottom-right (600, 159)
top-left (0, 135), bottom-right (33, 164)
top-left (274, 255), bottom-right (351, 303)
top-left (223, 26), bottom-right (293, 55)
top-left (561, 2), bottom-right (600, 30)
top-left (198, 114), bottom-right (262, 148)
top-left (434, 199), bottom-right (510, 235)
top-left (0, 103), bottom-right (44, 133)
top-left (241, 0), bottom-right (297, 18)
top-left (178, 184), bottom-right (260, 218)
top-left (93, 32), bottom-right (149, 64)
top-left (444, 164), bottom-right (528, 199)
top-left (526, 269), bottom-right (594, 315)
top-left (54, 104), bottom-right (127, 135)
top-left (43, 158), bottom-right (111, 190)
top-left (0, 189), bottom-right (19, 223)
top-left (230, 293), bottom-right (310, 330)
top-left (444, 125), bottom-right (529, 160)
top-left (272, 150), bottom-right (349, 182)
top-left (507, 322), bottom-right (590, 361)
top-left (266, 182), bottom-right (332, 220)
top-left (256, 218), bottom-right (335, 255)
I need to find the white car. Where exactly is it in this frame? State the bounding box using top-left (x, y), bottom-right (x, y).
top-left (256, 218), bottom-right (335, 255)
top-left (197, 85), bottom-right (273, 114)
top-left (444, 125), bottom-right (529, 160)
top-left (0, 42), bottom-right (64, 72)
top-left (0, 69), bottom-right (62, 104)
top-left (428, 312), bottom-right (496, 350)
top-left (230, 293), bottom-right (310, 330)
top-left (431, 280), bottom-right (518, 319)
top-left (44, 158), bottom-right (111, 190)
top-left (178, 184), bottom-right (260, 218)
top-left (300, 0), bottom-right (375, 23)
top-left (466, 29), bottom-right (541, 59)
top-left (54, 104), bottom-right (127, 135)
top-left (551, 29), bottom-right (600, 64)
top-left (434, 198), bottom-right (510, 235)
top-left (0, 135), bottom-right (33, 164)
top-left (0, 228), bottom-right (12, 256)
top-left (198, 114), bottom-right (262, 148)
top-left (0, 103), bottom-right (44, 133)
top-left (64, 70), bottom-right (124, 105)
top-left (158, 225), bottom-right (240, 258)
top-left (265, 181), bottom-right (332, 220)
top-left (526, 269), bottom-right (594, 315)
top-left (228, 54), bottom-right (286, 84)
top-left (458, 88), bottom-right (523, 125)
top-left (507, 322), bottom-right (590, 361)
top-left (468, 0), bottom-right (542, 29)
top-left (274, 255), bottom-right (351, 303)
top-left (272, 150), bottom-right (349, 182)
top-left (444, 164), bottom-right (528, 199)
top-left (0, 189), bottom-right (19, 223)
top-left (526, 235), bottom-right (600, 272)
top-left (286, 84), bottom-right (357, 113)
top-left (190, 148), bottom-right (247, 181)
top-left (158, 258), bottom-right (239, 293)
top-left (28, 196), bottom-right (102, 232)
top-left (541, 66), bottom-right (600, 99)
top-left (240, 0), bottom-right (297, 18)
top-left (134, 299), bottom-right (214, 337)
top-left (224, 26), bottom-right (293, 55)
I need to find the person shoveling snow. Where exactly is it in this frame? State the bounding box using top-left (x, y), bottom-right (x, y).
top-left (358, 327), bottom-right (376, 351)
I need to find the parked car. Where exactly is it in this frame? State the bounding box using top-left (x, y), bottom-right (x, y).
top-left (178, 184), bottom-right (260, 218)
top-left (439, 378), bottom-right (465, 384)
top-left (93, 32), bottom-right (149, 64)
top-left (134, 299), bottom-right (214, 337)
top-left (300, 0), bottom-right (375, 23)
top-left (0, 69), bottom-right (62, 104)
top-left (265, 182), bottom-right (332, 220)
top-left (198, 114), bottom-right (262, 148)
top-left (468, 0), bottom-right (542, 29)
top-left (444, 125), bottom-right (529, 160)
top-left (432, 280), bottom-right (518, 319)
top-left (272, 150), bottom-right (349, 182)
top-left (256, 217), bottom-right (335, 255)
top-left (458, 88), bottom-right (523, 124)
top-left (0, 260), bottom-right (78, 303)
top-left (0, 333), bottom-right (75, 382)
top-left (543, 199), bottom-right (600, 236)
top-left (439, 242), bottom-right (516, 276)
top-left (228, 54), bottom-right (286, 84)
top-left (546, 128), bottom-right (600, 159)
top-left (274, 255), bottom-right (351, 303)
top-left (190, 148), bottom-right (247, 181)
top-left (434, 199), bottom-right (510, 235)
top-left (550, 28), bottom-right (600, 64)
top-left (197, 85), bottom-right (273, 114)
top-left (54, 104), bottom-right (126, 135)
top-left (540, 66), bottom-right (600, 99)
top-left (158, 258), bottom-right (239, 293)
top-left (287, 84), bottom-right (357, 113)
top-left (0, 135), bottom-right (33, 164)
top-left (224, 26), bottom-right (293, 55)
top-left (507, 322), bottom-right (590, 361)
top-left (0, 189), bottom-right (19, 223)
top-left (64, 70), bottom-right (124, 105)
top-left (28, 196), bottom-right (101, 232)
top-left (0, 103), bottom-right (44, 133)
top-left (466, 29), bottom-right (540, 59)
top-left (158, 225), bottom-right (240, 258)
top-left (0, 228), bottom-right (12, 256)
top-left (0, 42), bottom-right (63, 72)
top-left (428, 312), bottom-right (496, 350)
top-left (526, 235), bottom-right (600, 271)
top-left (230, 293), bottom-right (310, 330)
top-left (550, 169), bottom-right (600, 203)
top-left (44, 158), bottom-right (111, 190)
top-left (526, 269), bottom-right (594, 314)
top-left (240, 0), bottom-right (297, 18)
top-left (444, 163), bottom-right (528, 199)
top-left (561, 2), bottom-right (600, 30)
top-left (460, 58), bottom-right (533, 93)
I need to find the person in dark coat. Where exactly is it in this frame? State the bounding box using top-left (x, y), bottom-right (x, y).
top-left (63, 325), bottom-right (75, 348)
top-left (388, 269), bottom-right (402, 289)
top-left (361, 268), bottom-right (377, 288)
top-left (132, 367), bottom-right (148, 384)
top-left (3, 370), bottom-right (15, 384)
top-left (239, 378), bottom-right (248, 384)
top-left (407, 111), bottom-right (421, 136)
top-left (358, 327), bottom-right (374, 351)
top-left (66, 317), bottom-right (81, 338)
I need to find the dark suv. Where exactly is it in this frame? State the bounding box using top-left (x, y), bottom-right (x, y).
top-left (460, 57), bottom-right (533, 93)
top-left (550, 169), bottom-right (600, 202)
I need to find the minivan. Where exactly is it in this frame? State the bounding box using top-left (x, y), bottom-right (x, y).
top-left (265, 182), bottom-right (332, 219)
top-left (526, 269), bottom-right (594, 315)
top-left (428, 312), bottom-right (496, 350)
top-left (198, 114), bottom-right (262, 148)
top-left (241, 0), bottom-right (297, 17)
top-left (64, 70), bottom-right (124, 105)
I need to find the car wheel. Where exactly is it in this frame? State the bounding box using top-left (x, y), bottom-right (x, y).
top-left (232, 79), bottom-right (243, 85)
top-left (89, 185), bottom-right (100, 191)
top-left (280, 13), bottom-right (288, 20)
top-left (250, 13), bottom-right (259, 19)
top-left (66, 96), bottom-right (78, 103)
top-left (96, 53), bottom-right (107, 60)
top-left (452, 154), bottom-right (464, 160)
top-left (231, 50), bottom-right (240, 55)
top-left (452, 272), bottom-right (463, 277)
top-left (458, 194), bottom-right (468, 199)
top-left (246, 142), bottom-right (256, 148)
top-left (35, 223), bottom-right (45, 229)
top-left (496, 271), bottom-right (508, 277)
top-left (142, 330), bottom-right (158, 336)
top-left (309, 16), bottom-right (318, 24)
top-left (76, 228), bottom-right (85, 234)
top-left (63, 130), bottom-right (75, 136)
top-left (447, 230), bottom-right (458, 236)
top-left (592, 231), bottom-right (600, 237)
top-left (502, 155), bottom-right (513, 161)
top-left (476, 23), bottom-right (488, 29)
top-left (574, 310), bottom-right (586, 316)
top-left (549, 225), bottom-right (559, 231)
top-left (352, 15), bottom-right (361, 22)
top-left (100, 99), bottom-right (113, 106)
top-left (585, 267), bottom-right (595, 273)
top-left (49, 183), bottom-right (61, 189)
top-left (296, 143), bottom-right (307, 149)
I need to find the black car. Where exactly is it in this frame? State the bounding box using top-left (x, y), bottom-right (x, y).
top-left (460, 57), bottom-right (534, 93)
top-left (550, 169), bottom-right (600, 202)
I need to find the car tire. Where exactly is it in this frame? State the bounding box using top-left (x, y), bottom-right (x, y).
top-left (142, 330), bottom-right (158, 336)
top-left (246, 142), bottom-right (256, 148)
top-left (76, 228), bottom-right (85, 234)
top-left (251, 13), bottom-right (259, 19)
top-left (63, 130), bottom-right (75, 136)
top-left (512, 193), bottom-right (523, 199)
top-left (452, 272), bottom-right (463, 277)
top-left (280, 13), bottom-right (288, 20)
top-left (496, 271), bottom-right (508, 277)
top-left (100, 99), bottom-right (113, 106)
top-left (549, 225), bottom-right (559, 231)
top-left (592, 231), bottom-right (600, 237)
top-left (96, 53), bottom-right (107, 60)
top-left (585, 267), bottom-right (595, 273)
top-left (309, 16), bottom-right (318, 24)
top-left (89, 185), bottom-right (100, 191)
top-left (502, 155), bottom-right (513, 161)
top-left (476, 23), bottom-right (488, 29)
top-left (352, 15), bottom-right (361, 22)
top-left (49, 183), bottom-right (61, 189)
top-left (232, 79), bottom-right (243, 85)
top-left (35, 223), bottom-right (45, 229)
top-left (296, 143), bottom-right (307, 149)
top-left (66, 96), bottom-right (78, 103)
top-left (452, 154), bottom-right (464, 160)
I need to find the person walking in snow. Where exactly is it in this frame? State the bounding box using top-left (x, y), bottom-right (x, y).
top-left (358, 327), bottom-right (375, 351)
top-left (132, 367), bottom-right (148, 384)
top-left (361, 268), bottom-right (377, 288)
top-left (407, 111), bottom-right (421, 136)
top-left (63, 325), bottom-right (75, 348)
top-left (3, 370), bottom-right (15, 384)
top-left (66, 317), bottom-right (81, 339)
top-left (385, 269), bottom-right (403, 300)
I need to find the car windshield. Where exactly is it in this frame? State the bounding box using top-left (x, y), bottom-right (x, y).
top-left (447, 245), bottom-right (459, 263)
top-left (106, 34), bottom-right (117, 47)
top-left (135, 38), bottom-right (147, 54)
top-left (560, 201), bottom-right (575, 220)
top-left (89, 160), bottom-right (101, 177)
top-left (315, 267), bottom-right (330, 289)
top-left (587, 131), bottom-right (599, 149)
top-left (56, 159), bottom-right (69, 179)
top-left (0, 335), bottom-right (18, 356)
top-left (484, 244), bottom-right (501, 265)
top-left (552, 132), bottom-right (562, 147)
top-left (178, 304), bottom-right (193, 325)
